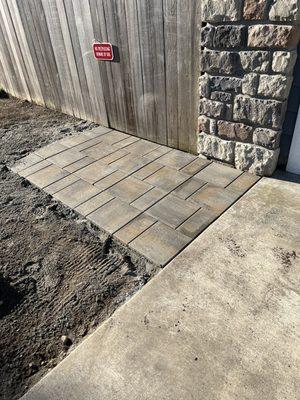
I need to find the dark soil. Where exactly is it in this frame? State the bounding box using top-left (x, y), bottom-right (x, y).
top-left (0, 98), bottom-right (158, 400)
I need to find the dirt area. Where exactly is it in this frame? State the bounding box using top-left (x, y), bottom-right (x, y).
top-left (0, 98), bottom-right (158, 400)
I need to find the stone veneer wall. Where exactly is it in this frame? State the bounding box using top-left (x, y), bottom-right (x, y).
top-left (198, 0), bottom-right (300, 176)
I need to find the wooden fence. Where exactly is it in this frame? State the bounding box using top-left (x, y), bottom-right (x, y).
top-left (0, 0), bottom-right (201, 152)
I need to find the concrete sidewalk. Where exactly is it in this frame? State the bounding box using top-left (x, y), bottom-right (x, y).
top-left (22, 176), bottom-right (300, 400)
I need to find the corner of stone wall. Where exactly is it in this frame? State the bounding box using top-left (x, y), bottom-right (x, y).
top-left (198, 0), bottom-right (300, 176)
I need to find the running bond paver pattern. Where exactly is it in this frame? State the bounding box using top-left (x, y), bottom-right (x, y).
top-left (12, 128), bottom-right (260, 266)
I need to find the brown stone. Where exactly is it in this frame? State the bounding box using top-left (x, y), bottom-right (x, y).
top-left (243, 0), bottom-right (266, 20)
top-left (217, 120), bottom-right (253, 143)
top-left (248, 25), bottom-right (300, 49)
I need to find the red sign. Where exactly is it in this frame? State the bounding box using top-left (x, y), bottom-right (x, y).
top-left (93, 42), bottom-right (114, 61)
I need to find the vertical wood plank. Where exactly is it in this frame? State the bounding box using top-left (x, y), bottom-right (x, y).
top-left (8, 0), bottom-right (45, 105)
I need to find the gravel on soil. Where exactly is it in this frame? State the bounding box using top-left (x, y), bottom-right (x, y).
top-left (0, 98), bottom-right (159, 400)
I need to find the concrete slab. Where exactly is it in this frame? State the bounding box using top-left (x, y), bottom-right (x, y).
top-left (21, 177), bottom-right (300, 400)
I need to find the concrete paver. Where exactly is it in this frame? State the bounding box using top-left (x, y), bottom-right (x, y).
top-left (26, 165), bottom-right (69, 189)
top-left (21, 177), bottom-right (300, 400)
top-left (87, 198), bottom-right (141, 234)
top-left (114, 214), bottom-right (157, 245)
top-left (130, 222), bottom-right (192, 265)
top-left (155, 148), bottom-right (197, 170)
top-left (35, 142), bottom-right (67, 158)
top-left (107, 176), bottom-right (153, 203)
top-left (12, 128), bottom-right (259, 266)
top-left (11, 153), bottom-right (43, 173)
top-left (18, 160), bottom-right (52, 178)
top-left (146, 194), bottom-right (200, 229)
top-left (53, 179), bottom-right (101, 208)
top-left (145, 166), bottom-right (190, 191)
top-left (75, 192), bottom-right (114, 217)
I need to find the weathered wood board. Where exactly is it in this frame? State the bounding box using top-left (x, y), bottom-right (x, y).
top-left (0, 0), bottom-right (200, 153)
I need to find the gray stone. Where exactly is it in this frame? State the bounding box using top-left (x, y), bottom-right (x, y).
top-left (242, 73), bottom-right (259, 96)
top-left (199, 98), bottom-right (225, 119)
top-left (198, 116), bottom-right (217, 135)
top-left (240, 51), bottom-right (270, 73)
top-left (202, 0), bottom-right (242, 22)
top-left (269, 0), bottom-right (300, 22)
top-left (258, 74), bottom-right (293, 100)
top-left (201, 25), bottom-right (215, 47)
top-left (272, 51), bottom-right (298, 74)
top-left (210, 76), bottom-right (242, 93)
top-left (233, 95), bottom-right (285, 129)
top-left (253, 128), bottom-right (282, 150)
top-left (213, 25), bottom-right (246, 48)
top-left (211, 91), bottom-right (233, 102)
top-left (248, 25), bottom-right (300, 49)
top-left (235, 143), bottom-right (280, 176)
top-left (199, 73), bottom-right (211, 98)
top-left (217, 120), bottom-right (253, 142)
top-left (201, 50), bottom-right (240, 75)
top-left (198, 133), bottom-right (235, 164)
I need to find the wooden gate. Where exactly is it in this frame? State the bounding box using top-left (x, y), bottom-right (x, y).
top-left (0, 0), bottom-right (201, 153)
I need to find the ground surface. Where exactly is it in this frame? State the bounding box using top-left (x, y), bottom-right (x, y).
top-left (0, 98), bottom-right (155, 400)
top-left (13, 126), bottom-right (259, 267)
top-left (22, 176), bottom-right (300, 400)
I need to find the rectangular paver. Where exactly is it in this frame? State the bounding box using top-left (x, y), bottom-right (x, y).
top-left (180, 158), bottom-right (211, 176)
top-left (112, 136), bottom-right (140, 149)
top-left (131, 187), bottom-right (168, 211)
top-left (87, 199), bottom-right (141, 234)
top-left (143, 146), bottom-right (172, 161)
top-left (132, 161), bottom-right (164, 180)
top-left (74, 161), bottom-right (117, 184)
top-left (195, 163), bottom-right (242, 188)
top-left (108, 176), bottom-right (153, 203)
top-left (110, 154), bottom-right (151, 174)
top-left (93, 170), bottom-right (129, 191)
top-left (99, 149), bottom-right (129, 165)
top-left (35, 142), bottom-right (68, 158)
top-left (146, 194), bottom-right (200, 229)
top-left (48, 149), bottom-right (85, 168)
top-left (44, 174), bottom-right (80, 195)
top-left (145, 166), bottom-right (190, 191)
top-left (82, 143), bottom-right (116, 160)
top-left (53, 179), bottom-right (102, 208)
top-left (11, 153), bottom-right (43, 173)
top-left (124, 140), bottom-right (160, 156)
top-left (64, 157), bottom-right (95, 173)
top-left (27, 165), bottom-right (69, 189)
top-left (114, 214), bottom-right (157, 245)
top-left (155, 149), bottom-right (197, 170)
top-left (172, 177), bottom-right (206, 200)
top-left (190, 184), bottom-right (240, 214)
top-left (177, 206), bottom-right (216, 238)
top-left (130, 222), bottom-right (191, 266)
top-left (18, 160), bottom-right (52, 178)
top-left (226, 172), bottom-right (260, 194)
top-left (75, 192), bottom-right (114, 217)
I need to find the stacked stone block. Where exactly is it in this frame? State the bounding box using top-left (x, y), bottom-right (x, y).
top-left (198, 0), bottom-right (300, 175)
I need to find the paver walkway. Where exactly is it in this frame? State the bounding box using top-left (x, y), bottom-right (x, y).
top-left (12, 127), bottom-right (259, 266)
top-left (21, 176), bottom-right (300, 400)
